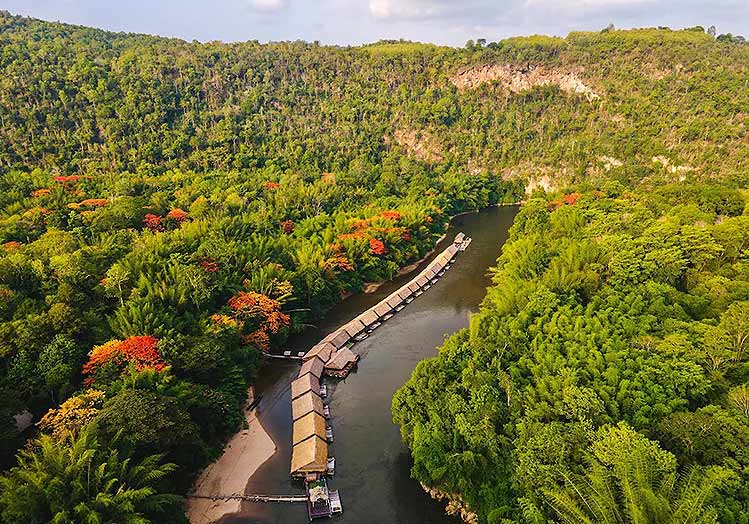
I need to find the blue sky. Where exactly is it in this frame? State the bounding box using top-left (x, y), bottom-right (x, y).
top-left (5, 0), bottom-right (749, 46)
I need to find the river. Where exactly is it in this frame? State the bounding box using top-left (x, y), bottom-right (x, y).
top-left (222, 205), bottom-right (518, 524)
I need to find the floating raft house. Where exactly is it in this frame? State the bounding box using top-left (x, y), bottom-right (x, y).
top-left (290, 232), bottom-right (471, 478)
top-left (291, 374), bottom-right (321, 401)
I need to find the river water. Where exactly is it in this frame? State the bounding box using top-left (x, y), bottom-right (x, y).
top-left (223, 206), bottom-right (517, 524)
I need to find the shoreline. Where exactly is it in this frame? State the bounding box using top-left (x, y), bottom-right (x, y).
top-left (186, 387), bottom-right (276, 524)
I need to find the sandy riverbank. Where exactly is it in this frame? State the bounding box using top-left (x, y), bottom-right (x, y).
top-left (187, 388), bottom-right (276, 524)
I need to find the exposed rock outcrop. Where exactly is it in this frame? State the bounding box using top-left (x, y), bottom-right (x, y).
top-left (390, 128), bottom-right (443, 163)
top-left (451, 64), bottom-right (600, 101)
top-left (421, 484), bottom-right (478, 524)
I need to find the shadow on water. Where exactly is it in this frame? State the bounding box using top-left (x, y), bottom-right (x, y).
top-left (222, 206), bottom-right (518, 524)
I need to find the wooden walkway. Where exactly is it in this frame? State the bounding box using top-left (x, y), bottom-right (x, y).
top-left (187, 493), bottom-right (307, 504)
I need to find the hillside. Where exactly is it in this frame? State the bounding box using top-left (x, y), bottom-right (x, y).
top-left (0, 11), bottom-right (748, 524)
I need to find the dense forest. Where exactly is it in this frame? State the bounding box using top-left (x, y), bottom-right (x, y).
top-left (0, 9), bottom-right (748, 524)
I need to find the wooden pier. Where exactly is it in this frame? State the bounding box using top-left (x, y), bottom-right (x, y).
top-left (187, 493), bottom-right (307, 503)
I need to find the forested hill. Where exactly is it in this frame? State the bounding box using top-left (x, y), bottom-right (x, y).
top-left (0, 10), bottom-right (748, 524)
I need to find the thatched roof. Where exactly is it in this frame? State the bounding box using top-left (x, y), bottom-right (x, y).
top-left (291, 373), bottom-right (320, 401)
top-left (290, 436), bottom-right (328, 475)
top-left (416, 275), bottom-right (429, 287)
top-left (358, 310), bottom-right (379, 326)
top-left (396, 288), bottom-right (412, 300)
top-left (324, 330), bottom-right (350, 349)
top-left (298, 357), bottom-right (325, 379)
top-left (385, 295), bottom-right (402, 309)
top-left (425, 268), bottom-right (437, 279)
top-left (304, 342), bottom-right (335, 363)
top-left (326, 347), bottom-right (359, 371)
top-left (293, 411), bottom-right (327, 446)
top-left (343, 318), bottom-right (365, 337)
top-left (454, 232), bottom-right (465, 243)
top-left (446, 244), bottom-right (459, 256)
top-left (374, 302), bottom-right (392, 317)
top-left (292, 391), bottom-right (324, 421)
top-left (407, 282), bottom-right (421, 293)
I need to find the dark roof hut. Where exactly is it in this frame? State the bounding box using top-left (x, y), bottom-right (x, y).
top-left (298, 356), bottom-right (325, 379)
top-left (304, 342), bottom-right (335, 363)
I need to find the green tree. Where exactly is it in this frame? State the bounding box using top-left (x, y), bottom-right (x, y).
top-left (0, 427), bottom-right (181, 524)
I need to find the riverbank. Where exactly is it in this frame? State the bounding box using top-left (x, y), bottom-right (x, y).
top-left (186, 388), bottom-right (276, 524)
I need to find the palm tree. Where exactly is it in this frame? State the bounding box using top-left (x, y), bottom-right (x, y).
top-left (0, 426), bottom-right (181, 524)
top-left (544, 449), bottom-right (732, 524)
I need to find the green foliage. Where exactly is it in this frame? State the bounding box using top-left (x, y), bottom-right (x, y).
top-left (0, 426), bottom-right (182, 524)
top-left (395, 186), bottom-right (749, 523)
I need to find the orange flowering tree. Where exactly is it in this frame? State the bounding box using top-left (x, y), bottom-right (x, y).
top-left (226, 291), bottom-right (290, 351)
top-left (369, 238), bottom-right (387, 256)
top-left (82, 336), bottom-right (166, 385)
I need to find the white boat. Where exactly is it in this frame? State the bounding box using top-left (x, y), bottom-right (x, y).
top-left (327, 457), bottom-right (336, 475)
top-left (329, 490), bottom-right (343, 515)
top-left (326, 427), bottom-right (334, 442)
top-left (320, 384), bottom-right (328, 397)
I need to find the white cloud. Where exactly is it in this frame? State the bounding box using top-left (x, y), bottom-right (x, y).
top-left (251, 0), bottom-right (287, 12)
top-left (368, 0), bottom-right (458, 20)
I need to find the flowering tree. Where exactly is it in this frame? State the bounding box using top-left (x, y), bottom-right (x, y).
top-left (369, 238), bottom-right (387, 256)
top-left (38, 390), bottom-right (105, 441)
top-left (227, 291), bottom-right (290, 351)
top-left (82, 336), bottom-right (166, 385)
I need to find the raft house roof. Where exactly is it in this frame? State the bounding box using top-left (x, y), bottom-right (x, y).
top-left (446, 244), bottom-right (459, 257)
top-left (291, 373), bottom-right (321, 401)
top-left (293, 411), bottom-right (327, 446)
top-left (407, 282), bottom-right (421, 294)
top-left (416, 275), bottom-right (429, 287)
top-left (385, 295), bottom-right (402, 309)
top-left (304, 342), bottom-right (335, 363)
top-left (425, 268), bottom-right (437, 279)
top-left (343, 318), bottom-right (366, 337)
top-left (396, 288), bottom-right (412, 301)
top-left (298, 356), bottom-right (325, 380)
top-left (357, 310), bottom-right (380, 326)
top-left (374, 302), bottom-right (393, 317)
top-left (292, 390), bottom-right (325, 421)
top-left (454, 232), bottom-right (465, 243)
top-left (324, 330), bottom-right (350, 349)
top-left (290, 436), bottom-right (328, 476)
top-left (326, 347), bottom-right (359, 371)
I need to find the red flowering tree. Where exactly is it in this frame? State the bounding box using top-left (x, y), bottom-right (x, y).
top-left (143, 214), bottom-right (163, 232)
top-left (227, 291), bottom-right (290, 351)
top-left (280, 220), bottom-right (295, 234)
top-left (264, 181), bottom-right (280, 190)
top-left (166, 208), bottom-right (188, 223)
top-left (369, 238), bottom-right (387, 256)
top-left (82, 336), bottom-right (166, 385)
top-left (563, 193), bottom-right (582, 205)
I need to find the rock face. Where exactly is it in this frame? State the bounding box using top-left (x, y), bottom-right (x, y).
top-left (451, 64), bottom-right (600, 101)
top-left (421, 483), bottom-right (479, 524)
top-left (391, 128), bottom-right (443, 163)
